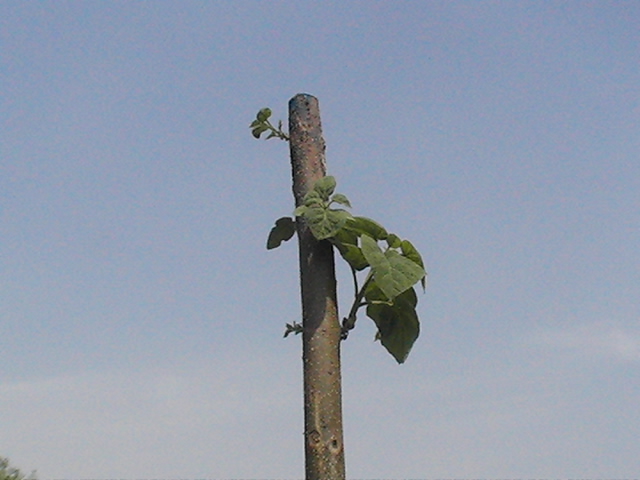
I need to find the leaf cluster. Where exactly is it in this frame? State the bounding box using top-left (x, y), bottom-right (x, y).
top-left (267, 176), bottom-right (427, 363)
top-left (250, 108), bottom-right (289, 141)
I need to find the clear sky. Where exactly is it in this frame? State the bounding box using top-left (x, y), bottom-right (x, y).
top-left (1, 2), bottom-right (639, 479)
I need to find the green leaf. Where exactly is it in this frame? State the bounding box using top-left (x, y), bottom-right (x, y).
top-left (336, 242), bottom-right (369, 271)
top-left (344, 216), bottom-right (388, 241)
top-left (252, 124), bottom-right (269, 139)
top-left (302, 189), bottom-right (324, 207)
top-left (267, 217), bottom-right (296, 249)
top-left (332, 226), bottom-right (359, 246)
top-left (331, 229), bottom-right (369, 270)
top-left (401, 239), bottom-right (427, 291)
top-left (361, 234), bottom-right (425, 300)
top-left (363, 279), bottom-right (387, 304)
top-left (293, 205), bottom-right (308, 217)
top-left (312, 176), bottom-right (336, 201)
top-left (256, 107), bottom-right (272, 122)
top-left (386, 233), bottom-right (402, 249)
top-left (366, 287), bottom-right (419, 363)
top-left (330, 193), bottom-right (352, 208)
top-left (294, 178), bottom-right (353, 241)
top-left (304, 206), bottom-right (352, 240)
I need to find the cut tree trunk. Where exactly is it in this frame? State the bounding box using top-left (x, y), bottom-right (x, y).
top-left (288, 93), bottom-right (346, 480)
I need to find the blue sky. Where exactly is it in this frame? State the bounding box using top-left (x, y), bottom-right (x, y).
top-left (1, 2), bottom-right (639, 478)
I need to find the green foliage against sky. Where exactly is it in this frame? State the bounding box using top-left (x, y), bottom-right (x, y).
top-left (4, 3), bottom-right (639, 477)
top-left (0, 457), bottom-right (36, 480)
top-left (266, 172), bottom-right (427, 363)
top-left (254, 106), bottom-right (427, 362)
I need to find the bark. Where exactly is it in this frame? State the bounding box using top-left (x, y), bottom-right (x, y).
top-left (288, 93), bottom-right (346, 480)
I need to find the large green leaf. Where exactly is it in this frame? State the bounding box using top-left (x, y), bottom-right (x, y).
top-left (360, 234), bottom-right (425, 300)
top-left (267, 217), bottom-right (296, 249)
top-left (400, 239), bottom-right (427, 291)
top-left (335, 242), bottom-right (369, 271)
top-left (331, 229), bottom-right (368, 270)
top-left (366, 287), bottom-right (420, 363)
top-left (332, 226), bottom-right (358, 246)
top-left (344, 216), bottom-right (388, 241)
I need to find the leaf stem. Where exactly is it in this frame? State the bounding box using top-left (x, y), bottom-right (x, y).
top-left (350, 267), bottom-right (358, 298)
top-left (341, 270), bottom-right (374, 339)
top-left (265, 119), bottom-right (289, 141)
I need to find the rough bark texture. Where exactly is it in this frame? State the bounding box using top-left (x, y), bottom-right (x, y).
top-left (289, 94), bottom-right (346, 480)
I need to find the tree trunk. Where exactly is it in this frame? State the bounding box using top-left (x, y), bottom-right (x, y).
top-left (288, 93), bottom-right (346, 480)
